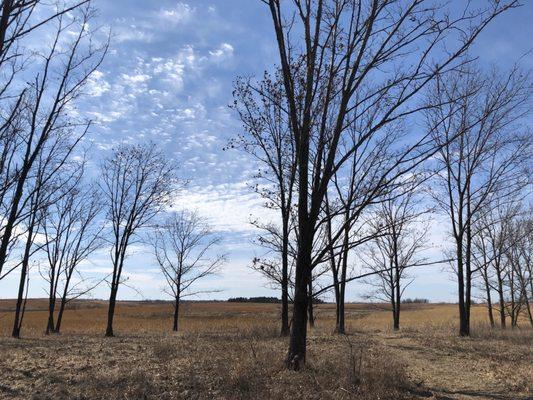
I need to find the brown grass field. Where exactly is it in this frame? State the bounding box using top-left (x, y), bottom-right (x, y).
top-left (0, 300), bottom-right (531, 400)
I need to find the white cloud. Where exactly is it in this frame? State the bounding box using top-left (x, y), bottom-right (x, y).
top-left (150, 46), bottom-right (199, 89)
top-left (172, 182), bottom-right (276, 234)
top-left (114, 24), bottom-right (154, 43)
top-left (121, 72), bottom-right (151, 84)
top-left (158, 3), bottom-right (193, 24)
top-left (209, 43), bottom-right (234, 60)
top-left (86, 70), bottom-right (111, 97)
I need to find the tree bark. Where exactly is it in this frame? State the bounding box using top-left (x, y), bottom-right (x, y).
top-left (173, 296), bottom-right (180, 332)
top-left (55, 272), bottom-right (74, 334)
top-left (496, 268), bottom-right (506, 329)
top-left (286, 231), bottom-right (311, 370)
top-left (46, 297), bottom-right (56, 335)
top-left (55, 298), bottom-right (67, 334)
top-left (325, 195), bottom-right (341, 334)
top-left (286, 276), bottom-right (308, 370)
top-left (105, 285), bottom-right (118, 337)
top-left (457, 244), bottom-right (469, 336)
top-left (393, 233), bottom-right (401, 331)
top-left (11, 259), bottom-right (28, 339)
top-left (394, 275), bottom-right (401, 331)
top-left (335, 218), bottom-right (350, 334)
top-left (307, 281), bottom-right (314, 328)
top-left (482, 271), bottom-right (495, 327)
top-left (12, 218), bottom-right (35, 339)
top-left (464, 205), bottom-right (473, 335)
top-left (280, 213), bottom-right (290, 336)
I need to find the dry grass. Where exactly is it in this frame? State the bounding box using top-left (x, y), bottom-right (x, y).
top-left (0, 300), bottom-right (531, 399)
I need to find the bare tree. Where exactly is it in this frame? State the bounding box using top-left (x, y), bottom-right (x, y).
top-left (427, 65), bottom-right (531, 336)
top-left (11, 139), bottom-right (74, 338)
top-left (473, 199), bottom-right (522, 328)
top-left (0, 1), bottom-right (91, 59)
top-left (0, 1), bottom-right (108, 282)
top-left (151, 210), bottom-right (224, 332)
top-left (510, 214), bottom-right (533, 327)
top-left (100, 143), bottom-right (176, 337)
top-left (322, 123), bottom-right (407, 334)
top-left (232, 71), bottom-right (297, 336)
top-left (514, 212), bottom-right (533, 326)
top-left (11, 170), bottom-right (44, 338)
top-left (362, 190), bottom-right (429, 330)
top-left (41, 173), bottom-right (103, 335)
top-left (262, 0), bottom-right (516, 368)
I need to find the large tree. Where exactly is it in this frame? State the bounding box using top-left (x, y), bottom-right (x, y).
top-left (11, 138), bottom-right (78, 338)
top-left (262, 0), bottom-right (517, 368)
top-left (232, 72), bottom-right (297, 336)
top-left (100, 143), bottom-right (176, 337)
top-left (41, 174), bottom-right (102, 335)
top-left (427, 66), bottom-right (530, 336)
top-left (0, 0), bottom-right (107, 283)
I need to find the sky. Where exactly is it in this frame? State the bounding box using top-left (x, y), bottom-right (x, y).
top-left (1, 0), bottom-right (532, 303)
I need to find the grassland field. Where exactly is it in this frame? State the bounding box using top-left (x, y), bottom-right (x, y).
top-left (0, 300), bottom-right (531, 400)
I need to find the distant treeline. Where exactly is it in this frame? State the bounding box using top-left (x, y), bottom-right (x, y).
top-left (227, 296), bottom-right (325, 304)
top-left (401, 298), bottom-right (430, 304)
top-left (227, 297), bottom-right (325, 304)
top-left (228, 297), bottom-right (281, 303)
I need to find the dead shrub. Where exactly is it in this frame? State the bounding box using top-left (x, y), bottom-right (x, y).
top-left (338, 339), bottom-right (412, 399)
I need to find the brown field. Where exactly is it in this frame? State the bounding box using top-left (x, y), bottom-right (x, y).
top-left (0, 300), bottom-right (531, 400)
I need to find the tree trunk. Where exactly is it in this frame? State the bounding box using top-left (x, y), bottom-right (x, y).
top-left (286, 233), bottom-right (311, 370)
top-left (482, 271), bottom-right (495, 327)
top-left (457, 245), bottom-right (469, 336)
top-left (335, 219), bottom-right (349, 334)
top-left (55, 298), bottom-right (67, 334)
top-left (496, 268), bottom-right (506, 329)
top-left (337, 287), bottom-right (345, 334)
top-left (280, 214), bottom-right (290, 336)
top-left (391, 291), bottom-right (398, 331)
top-left (173, 296), bottom-right (180, 332)
top-left (106, 245), bottom-right (128, 337)
top-left (393, 289), bottom-right (401, 331)
top-left (286, 115), bottom-right (311, 370)
top-left (105, 285), bottom-right (118, 337)
top-left (286, 276), bottom-right (308, 370)
top-left (509, 273), bottom-right (517, 329)
top-left (393, 255), bottom-right (401, 331)
top-left (11, 260), bottom-right (28, 339)
top-left (325, 196), bottom-right (341, 334)
top-left (464, 207), bottom-right (472, 336)
top-left (333, 282), bottom-right (340, 333)
top-left (55, 272), bottom-right (73, 334)
top-left (307, 281), bottom-right (314, 328)
top-left (12, 221), bottom-right (34, 339)
top-left (46, 297), bottom-right (56, 335)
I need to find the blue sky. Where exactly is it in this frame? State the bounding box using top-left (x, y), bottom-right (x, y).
top-left (1, 0), bottom-right (532, 302)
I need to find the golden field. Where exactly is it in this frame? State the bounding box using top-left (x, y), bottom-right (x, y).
top-left (0, 300), bottom-right (531, 399)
